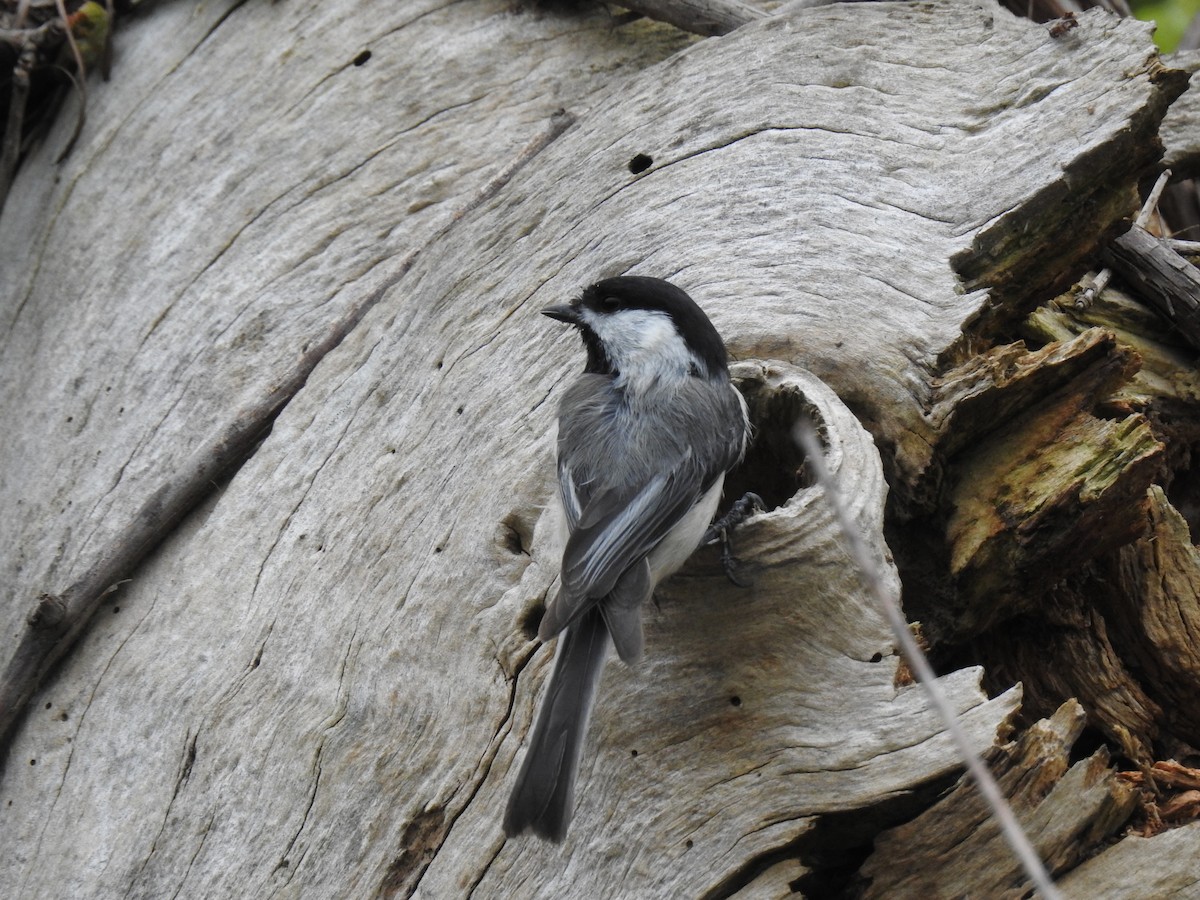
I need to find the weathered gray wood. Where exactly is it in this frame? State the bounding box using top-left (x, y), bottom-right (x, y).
top-left (619, 0), bottom-right (767, 35)
top-left (0, 0), bottom-right (693, 716)
top-left (861, 701), bottom-right (1137, 898)
top-left (0, 105), bottom-right (576, 763)
top-left (1105, 223), bottom-right (1200, 352)
top-left (1057, 821), bottom-right (1200, 898)
top-left (0, 0), bottom-right (1192, 896)
top-left (1162, 49), bottom-right (1200, 179)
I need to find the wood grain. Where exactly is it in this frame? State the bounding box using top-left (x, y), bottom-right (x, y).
top-left (0, 1), bottom-right (1191, 896)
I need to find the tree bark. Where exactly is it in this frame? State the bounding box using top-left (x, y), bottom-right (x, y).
top-left (1, 1), bottom-right (1195, 896)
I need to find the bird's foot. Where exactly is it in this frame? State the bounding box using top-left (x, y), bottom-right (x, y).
top-left (704, 492), bottom-right (765, 587)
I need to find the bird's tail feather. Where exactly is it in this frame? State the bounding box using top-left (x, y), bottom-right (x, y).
top-left (503, 607), bottom-right (609, 842)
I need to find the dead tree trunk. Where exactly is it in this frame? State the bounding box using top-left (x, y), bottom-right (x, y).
top-left (2, 1), bottom-right (1198, 896)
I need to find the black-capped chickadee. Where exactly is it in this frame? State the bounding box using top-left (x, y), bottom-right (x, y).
top-left (504, 276), bottom-right (751, 842)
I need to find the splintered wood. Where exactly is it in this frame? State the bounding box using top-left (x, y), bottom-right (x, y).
top-left (904, 329), bottom-right (1164, 641)
top-left (3, 1), bottom-right (1200, 897)
top-left (1106, 225), bottom-right (1200, 352)
top-left (861, 702), bottom-right (1137, 899)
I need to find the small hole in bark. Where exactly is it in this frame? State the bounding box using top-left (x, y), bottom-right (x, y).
top-left (29, 759), bottom-right (36, 766)
top-left (502, 526), bottom-right (523, 555)
top-left (730, 696), bottom-right (742, 707)
top-left (685, 839), bottom-right (694, 849)
top-left (519, 601), bottom-right (544, 641)
top-left (45, 702), bottom-right (51, 709)
top-left (353, 50), bottom-right (371, 66)
top-left (630, 749), bottom-right (638, 757)
top-left (870, 652), bottom-right (883, 663)
top-left (500, 513), bottom-right (533, 557)
top-left (628, 153), bottom-right (653, 174)
top-left (721, 373), bottom-right (821, 517)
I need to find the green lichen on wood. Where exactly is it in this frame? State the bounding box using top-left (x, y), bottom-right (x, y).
top-left (944, 408), bottom-right (1163, 637)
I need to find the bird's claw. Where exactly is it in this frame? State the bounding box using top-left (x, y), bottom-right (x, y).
top-left (721, 538), bottom-right (751, 587)
top-left (705, 492), bottom-right (765, 587)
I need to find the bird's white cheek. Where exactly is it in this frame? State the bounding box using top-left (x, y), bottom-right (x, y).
top-left (631, 317), bottom-right (692, 374)
top-left (587, 310), bottom-right (701, 392)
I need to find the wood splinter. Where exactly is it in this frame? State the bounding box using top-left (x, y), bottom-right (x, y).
top-left (1103, 169), bottom-right (1200, 352)
top-left (1075, 170), bottom-right (1171, 310)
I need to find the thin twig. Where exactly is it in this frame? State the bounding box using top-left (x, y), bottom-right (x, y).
top-left (1135, 169), bottom-right (1172, 229)
top-left (1166, 239), bottom-right (1200, 255)
top-left (794, 420), bottom-right (1063, 900)
top-left (1075, 268), bottom-right (1111, 309)
top-left (54, 0), bottom-right (86, 78)
top-left (1076, 169), bottom-right (1173, 310)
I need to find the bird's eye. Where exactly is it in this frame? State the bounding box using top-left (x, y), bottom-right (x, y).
top-left (601, 296), bottom-right (620, 311)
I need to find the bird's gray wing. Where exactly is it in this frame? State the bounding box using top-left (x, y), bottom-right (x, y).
top-left (538, 376), bottom-right (746, 653)
top-left (538, 450), bottom-right (710, 647)
top-left (563, 456), bottom-right (706, 598)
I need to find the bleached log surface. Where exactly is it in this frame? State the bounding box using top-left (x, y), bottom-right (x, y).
top-left (1162, 49), bottom-right (1200, 178)
top-left (1057, 821), bottom-right (1200, 898)
top-left (0, 0), bottom-right (1188, 896)
top-left (0, 0), bottom-right (696, 660)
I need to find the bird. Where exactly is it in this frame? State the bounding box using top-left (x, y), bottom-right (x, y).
top-left (503, 275), bottom-right (751, 842)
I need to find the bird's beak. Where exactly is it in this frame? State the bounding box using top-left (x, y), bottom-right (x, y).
top-left (542, 302), bottom-right (581, 325)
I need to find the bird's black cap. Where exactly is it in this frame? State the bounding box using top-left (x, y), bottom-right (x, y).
top-left (543, 276), bottom-right (730, 379)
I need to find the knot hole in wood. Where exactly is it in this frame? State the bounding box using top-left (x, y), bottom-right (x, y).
top-left (724, 366), bottom-right (822, 517)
